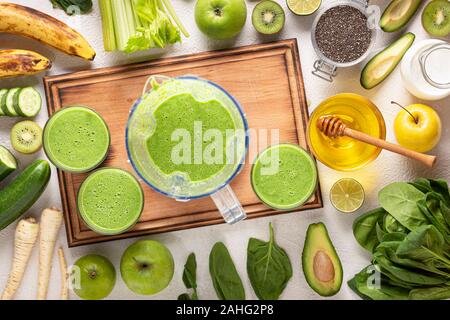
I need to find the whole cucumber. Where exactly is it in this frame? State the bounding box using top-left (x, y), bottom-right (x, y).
top-left (0, 160), bottom-right (51, 231)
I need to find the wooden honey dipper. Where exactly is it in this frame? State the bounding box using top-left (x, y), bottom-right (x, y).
top-left (317, 116), bottom-right (436, 168)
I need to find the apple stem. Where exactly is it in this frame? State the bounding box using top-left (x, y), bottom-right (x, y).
top-left (88, 270), bottom-right (97, 279)
top-left (391, 101), bottom-right (417, 124)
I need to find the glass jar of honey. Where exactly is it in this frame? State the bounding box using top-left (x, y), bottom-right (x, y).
top-left (307, 93), bottom-right (386, 171)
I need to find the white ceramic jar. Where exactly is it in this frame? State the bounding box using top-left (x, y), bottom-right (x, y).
top-left (401, 39), bottom-right (450, 101)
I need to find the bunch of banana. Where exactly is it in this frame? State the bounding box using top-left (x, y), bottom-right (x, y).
top-left (0, 3), bottom-right (96, 62)
top-left (0, 50), bottom-right (52, 79)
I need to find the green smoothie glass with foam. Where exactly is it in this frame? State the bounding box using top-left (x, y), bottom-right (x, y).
top-left (43, 106), bottom-right (110, 173)
top-left (126, 76), bottom-right (249, 224)
top-left (251, 144), bottom-right (318, 210)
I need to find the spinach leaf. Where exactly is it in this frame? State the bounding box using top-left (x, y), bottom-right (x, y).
top-left (373, 254), bottom-right (447, 286)
top-left (410, 178), bottom-right (433, 194)
top-left (381, 232), bottom-right (407, 243)
top-left (409, 286), bottom-right (450, 300)
top-left (376, 241), bottom-right (449, 278)
top-left (396, 225), bottom-right (448, 265)
top-left (383, 214), bottom-right (407, 234)
top-left (379, 182), bottom-right (428, 231)
top-left (411, 178), bottom-right (450, 206)
top-left (247, 223), bottom-right (292, 300)
top-left (348, 265), bottom-right (410, 300)
top-left (425, 193), bottom-right (450, 231)
top-left (376, 222), bottom-right (386, 243)
top-left (209, 242), bottom-right (245, 300)
top-left (352, 208), bottom-right (387, 253)
top-left (417, 200), bottom-right (450, 245)
top-left (429, 179), bottom-right (450, 205)
top-left (178, 253), bottom-right (198, 300)
top-left (50, 0), bottom-right (93, 14)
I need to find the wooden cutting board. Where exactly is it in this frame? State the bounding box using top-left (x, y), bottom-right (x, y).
top-left (44, 39), bottom-right (323, 247)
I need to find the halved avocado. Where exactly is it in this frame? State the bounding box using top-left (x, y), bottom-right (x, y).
top-left (380, 0), bottom-right (422, 32)
top-left (361, 32), bottom-right (415, 90)
top-left (302, 222), bottom-right (343, 297)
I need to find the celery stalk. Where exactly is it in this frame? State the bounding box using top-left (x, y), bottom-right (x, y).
top-left (111, 0), bottom-right (132, 51)
top-left (131, 0), bottom-right (143, 29)
top-left (99, 0), bottom-right (116, 51)
top-left (124, 0), bottom-right (137, 38)
top-left (161, 0), bottom-right (190, 38)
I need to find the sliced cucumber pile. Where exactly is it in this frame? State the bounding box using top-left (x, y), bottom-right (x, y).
top-left (0, 87), bottom-right (41, 118)
top-left (0, 145), bottom-right (17, 182)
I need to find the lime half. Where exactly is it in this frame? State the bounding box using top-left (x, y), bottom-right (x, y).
top-left (330, 178), bottom-right (365, 213)
top-left (287, 0), bottom-right (321, 16)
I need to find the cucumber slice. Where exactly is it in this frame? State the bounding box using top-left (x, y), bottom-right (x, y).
top-left (0, 89), bottom-right (9, 116)
top-left (4, 88), bottom-right (20, 116)
top-left (14, 87), bottom-right (42, 117)
top-left (361, 33), bottom-right (415, 89)
top-left (0, 145), bottom-right (17, 182)
top-left (0, 89), bottom-right (7, 116)
top-left (13, 88), bottom-right (23, 116)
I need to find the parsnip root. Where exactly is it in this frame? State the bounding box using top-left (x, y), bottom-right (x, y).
top-left (1, 217), bottom-right (39, 300)
top-left (37, 207), bottom-right (63, 300)
top-left (57, 247), bottom-right (69, 300)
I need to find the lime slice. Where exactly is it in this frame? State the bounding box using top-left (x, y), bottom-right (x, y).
top-left (330, 178), bottom-right (365, 213)
top-left (287, 0), bottom-right (321, 16)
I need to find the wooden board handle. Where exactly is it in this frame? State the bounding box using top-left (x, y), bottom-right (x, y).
top-left (344, 128), bottom-right (437, 168)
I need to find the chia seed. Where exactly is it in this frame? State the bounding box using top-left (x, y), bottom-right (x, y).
top-left (315, 5), bottom-right (372, 64)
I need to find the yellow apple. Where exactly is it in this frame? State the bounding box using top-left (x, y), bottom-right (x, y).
top-left (394, 103), bottom-right (441, 153)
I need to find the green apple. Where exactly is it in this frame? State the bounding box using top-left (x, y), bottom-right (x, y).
top-left (72, 254), bottom-right (116, 300)
top-left (195, 0), bottom-right (247, 40)
top-left (120, 240), bottom-right (174, 295)
top-left (394, 103), bottom-right (441, 153)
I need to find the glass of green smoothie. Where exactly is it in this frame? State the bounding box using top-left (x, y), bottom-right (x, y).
top-left (251, 143), bottom-right (318, 210)
top-left (43, 106), bottom-right (110, 173)
top-left (77, 168), bottom-right (144, 235)
top-left (126, 76), bottom-right (249, 224)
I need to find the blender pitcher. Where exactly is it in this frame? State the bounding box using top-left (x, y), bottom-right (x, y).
top-left (126, 75), bottom-right (249, 224)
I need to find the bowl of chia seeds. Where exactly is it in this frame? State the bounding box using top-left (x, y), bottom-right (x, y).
top-left (311, 0), bottom-right (377, 81)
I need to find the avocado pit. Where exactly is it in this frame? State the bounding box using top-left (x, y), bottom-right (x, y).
top-left (313, 250), bottom-right (335, 282)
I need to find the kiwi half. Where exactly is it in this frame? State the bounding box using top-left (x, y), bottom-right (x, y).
top-left (252, 0), bottom-right (285, 35)
top-left (422, 0), bottom-right (450, 37)
top-left (10, 120), bottom-right (43, 154)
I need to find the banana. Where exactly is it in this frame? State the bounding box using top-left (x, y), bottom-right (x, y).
top-left (0, 3), bottom-right (96, 61)
top-left (0, 49), bottom-right (52, 78)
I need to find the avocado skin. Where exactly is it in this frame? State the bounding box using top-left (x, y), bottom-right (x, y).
top-left (380, 0), bottom-right (422, 32)
top-left (302, 222), bottom-right (343, 297)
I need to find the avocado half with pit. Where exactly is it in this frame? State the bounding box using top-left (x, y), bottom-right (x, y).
top-left (302, 222), bottom-right (343, 297)
top-left (380, 0), bottom-right (422, 32)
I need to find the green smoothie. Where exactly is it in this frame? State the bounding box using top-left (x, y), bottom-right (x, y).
top-left (77, 168), bottom-right (144, 235)
top-left (251, 144), bottom-right (318, 210)
top-left (43, 106), bottom-right (110, 173)
top-left (146, 93), bottom-right (236, 182)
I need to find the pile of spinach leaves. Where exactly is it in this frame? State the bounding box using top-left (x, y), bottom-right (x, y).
top-left (350, 178), bottom-right (450, 300)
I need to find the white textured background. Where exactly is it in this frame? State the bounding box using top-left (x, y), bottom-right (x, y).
top-left (0, 0), bottom-right (449, 300)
